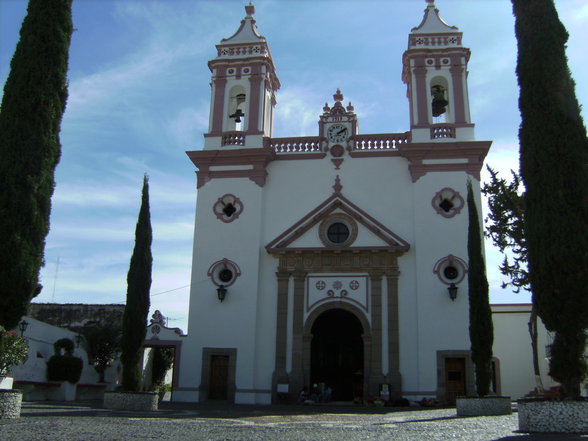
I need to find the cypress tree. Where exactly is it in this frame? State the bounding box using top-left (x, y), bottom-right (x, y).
top-left (121, 175), bottom-right (153, 392)
top-left (512, 0), bottom-right (588, 398)
top-left (466, 180), bottom-right (493, 397)
top-left (0, 0), bottom-right (73, 330)
top-left (481, 167), bottom-right (544, 394)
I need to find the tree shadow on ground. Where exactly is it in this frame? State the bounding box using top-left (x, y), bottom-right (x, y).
top-left (20, 401), bottom-right (455, 420)
top-left (495, 435), bottom-right (587, 441)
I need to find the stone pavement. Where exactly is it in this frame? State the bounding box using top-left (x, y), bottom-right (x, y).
top-left (0, 401), bottom-right (586, 441)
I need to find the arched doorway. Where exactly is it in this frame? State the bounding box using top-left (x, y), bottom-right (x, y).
top-left (310, 309), bottom-right (364, 401)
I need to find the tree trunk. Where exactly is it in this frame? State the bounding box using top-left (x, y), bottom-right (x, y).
top-left (527, 305), bottom-right (544, 395)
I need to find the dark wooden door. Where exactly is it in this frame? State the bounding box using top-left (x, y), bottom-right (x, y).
top-left (209, 355), bottom-right (229, 400)
top-left (445, 357), bottom-right (466, 405)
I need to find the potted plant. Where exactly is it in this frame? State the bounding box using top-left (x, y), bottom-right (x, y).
top-left (0, 326), bottom-right (28, 419)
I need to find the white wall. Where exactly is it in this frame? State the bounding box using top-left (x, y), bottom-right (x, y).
top-left (491, 304), bottom-right (556, 399)
top-left (9, 316), bottom-right (120, 387)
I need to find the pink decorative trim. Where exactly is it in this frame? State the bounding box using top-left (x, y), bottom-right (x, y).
top-left (266, 189), bottom-right (410, 253)
top-left (207, 258), bottom-right (241, 287)
top-left (213, 194), bottom-right (244, 223)
top-left (431, 187), bottom-right (464, 218)
top-left (208, 58), bottom-right (280, 93)
top-left (433, 254), bottom-right (468, 285)
top-left (348, 150), bottom-right (401, 158)
top-left (414, 65), bottom-right (429, 126)
top-left (273, 152), bottom-right (326, 161)
top-left (331, 158), bottom-right (343, 169)
top-left (330, 144), bottom-right (344, 157)
top-left (186, 148), bottom-right (274, 188)
top-left (398, 140), bottom-right (491, 182)
top-left (333, 175), bottom-right (343, 194)
top-left (246, 67), bottom-right (262, 134)
top-left (450, 61), bottom-right (467, 123)
top-left (210, 74), bottom-right (227, 134)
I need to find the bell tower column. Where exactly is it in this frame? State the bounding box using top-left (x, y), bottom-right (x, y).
top-left (402, 0), bottom-right (475, 142)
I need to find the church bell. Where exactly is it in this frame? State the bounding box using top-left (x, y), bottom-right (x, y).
top-left (431, 86), bottom-right (448, 117)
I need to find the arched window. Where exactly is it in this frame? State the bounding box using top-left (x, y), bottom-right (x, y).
top-left (228, 86), bottom-right (247, 131)
top-left (430, 76), bottom-right (450, 123)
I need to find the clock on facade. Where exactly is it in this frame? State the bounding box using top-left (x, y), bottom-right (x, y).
top-left (327, 123), bottom-right (349, 144)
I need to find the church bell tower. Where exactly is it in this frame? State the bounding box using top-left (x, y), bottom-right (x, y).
top-left (205, 4), bottom-right (280, 150)
top-left (402, 0), bottom-right (474, 143)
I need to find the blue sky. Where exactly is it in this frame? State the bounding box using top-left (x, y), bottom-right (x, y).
top-left (1, 0), bottom-right (587, 333)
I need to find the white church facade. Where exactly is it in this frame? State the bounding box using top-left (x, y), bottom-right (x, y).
top-left (174, 1), bottom-right (494, 405)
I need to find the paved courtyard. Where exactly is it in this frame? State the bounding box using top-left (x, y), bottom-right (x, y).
top-left (0, 401), bottom-right (586, 441)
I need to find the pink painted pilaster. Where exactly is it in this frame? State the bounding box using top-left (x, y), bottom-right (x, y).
top-left (413, 66), bottom-right (430, 127)
top-left (247, 72), bottom-right (263, 134)
top-left (210, 74), bottom-right (227, 134)
top-left (450, 64), bottom-right (466, 124)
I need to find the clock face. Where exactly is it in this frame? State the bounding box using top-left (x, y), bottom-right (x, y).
top-left (327, 123), bottom-right (348, 143)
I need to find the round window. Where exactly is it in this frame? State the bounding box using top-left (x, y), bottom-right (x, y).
top-left (218, 269), bottom-right (233, 283)
top-left (327, 222), bottom-right (350, 243)
top-left (319, 214), bottom-right (358, 247)
top-left (207, 258), bottom-right (241, 287)
top-left (443, 266), bottom-right (458, 280)
top-left (433, 255), bottom-right (468, 285)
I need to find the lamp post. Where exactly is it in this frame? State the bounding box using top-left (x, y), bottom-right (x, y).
top-left (18, 320), bottom-right (28, 336)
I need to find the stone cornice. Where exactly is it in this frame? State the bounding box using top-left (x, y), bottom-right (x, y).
top-left (398, 140), bottom-right (491, 182)
top-left (274, 249), bottom-right (403, 276)
top-left (186, 148), bottom-right (275, 188)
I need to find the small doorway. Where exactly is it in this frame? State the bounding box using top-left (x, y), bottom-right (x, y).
top-left (311, 309), bottom-right (364, 401)
top-left (209, 355), bottom-right (229, 400)
top-left (445, 357), bottom-right (466, 405)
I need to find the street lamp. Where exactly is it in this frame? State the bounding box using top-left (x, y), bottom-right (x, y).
top-left (18, 320), bottom-right (28, 336)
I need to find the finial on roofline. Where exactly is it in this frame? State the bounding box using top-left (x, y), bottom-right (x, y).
top-left (245, 1), bottom-right (255, 16)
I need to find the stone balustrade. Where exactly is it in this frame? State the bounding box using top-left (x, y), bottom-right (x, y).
top-left (267, 137), bottom-right (322, 153)
top-left (351, 132), bottom-right (410, 150)
top-left (222, 132), bottom-right (246, 146)
top-left (430, 125), bottom-right (456, 139)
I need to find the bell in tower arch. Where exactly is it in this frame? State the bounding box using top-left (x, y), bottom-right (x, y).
top-left (431, 85), bottom-right (449, 117)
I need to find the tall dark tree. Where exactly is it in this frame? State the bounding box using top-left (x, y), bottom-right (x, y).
top-left (512, 0), bottom-right (588, 398)
top-left (121, 175), bottom-right (153, 392)
top-left (467, 180), bottom-right (493, 397)
top-left (0, 0), bottom-right (73, 330)
top-left (481, 167), bottom-right (544, 394)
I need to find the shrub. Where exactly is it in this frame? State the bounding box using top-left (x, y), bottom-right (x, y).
top-left (53, 338), bottom-right (74, 356)
top-left (46, 355), bottom-right (83, 384)
top-left (0, 326), bottom-right (28, 376)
